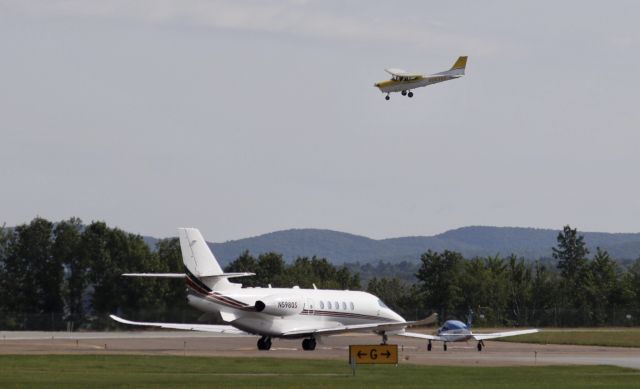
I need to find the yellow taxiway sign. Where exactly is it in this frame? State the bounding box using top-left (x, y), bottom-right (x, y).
top-left (349, 344), bottom-right (398, 365)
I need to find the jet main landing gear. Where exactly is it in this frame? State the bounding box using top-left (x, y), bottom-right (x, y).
top-left (427, 340), bottom-right (432, 351)
top-left (302, 338), bottom-right (316, 351)
top-left (443, 342), bottom-right (448, 351)
top-left (385, 94), bottom-right (390, 100)
top-left (257, 336), bottom-right (272, 350)
top-left (407, 91), bottom-right (414, 98)
top-left (477, 340), bottom-right (485, 352)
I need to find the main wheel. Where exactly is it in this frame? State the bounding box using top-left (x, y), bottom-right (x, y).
top-left (401, 90), bottom-right (407, 96)
top-left (477, 342), bottom-right (483, 352)
top-left (427, 342), bottom-right (432, 351)
top-left (408, 91), bottom-right (414, 98)
top-left (443, 343), bottom-right (448, 351)
top-left (257, 336), bottom-right (272, 351)
top-left (385, 95), bottom-right (390, 100)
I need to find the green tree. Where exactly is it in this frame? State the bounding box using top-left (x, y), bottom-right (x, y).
top-left (255, 252), bottom-right (286, 287)
top-left (416, 250), bottom-right (463, 318)
top-left (53, 218), bottom-right (82, 324)
top-left (552, 225), bottom-right (592, 324)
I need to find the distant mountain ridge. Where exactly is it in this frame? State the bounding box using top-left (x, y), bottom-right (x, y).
top-left (168, 226), bottom-right (640, 266)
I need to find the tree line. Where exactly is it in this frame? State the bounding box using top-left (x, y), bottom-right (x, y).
top-left (1, 218), bottom-right (639, 329)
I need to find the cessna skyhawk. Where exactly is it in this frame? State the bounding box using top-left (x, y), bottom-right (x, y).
top-left (374, 56), bottom-right (467, 100)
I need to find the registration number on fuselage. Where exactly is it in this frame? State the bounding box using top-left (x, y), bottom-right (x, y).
top-left (278, 301), bottom-right (298, 309)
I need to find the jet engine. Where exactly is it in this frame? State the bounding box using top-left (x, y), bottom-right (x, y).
top-left (254, 294), bottom-right (305, 316)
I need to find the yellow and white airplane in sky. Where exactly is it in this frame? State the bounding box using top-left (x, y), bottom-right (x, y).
top-left (374, 56), bottom-right (467, 100)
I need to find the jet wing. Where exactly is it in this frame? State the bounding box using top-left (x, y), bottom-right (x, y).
top-left (109, 314), bottom-right (248, 334)
top-left (281, 321), bottom-right (412, 337)
top-left (471, 328), bottom-right (540, 341)
top-left (281, 314), bottom-right (438, 337)
top-left (393, 331), bottom-right (445, 341)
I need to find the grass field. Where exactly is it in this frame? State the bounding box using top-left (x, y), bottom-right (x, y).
top-left (500, 328), bottom-right (640, 348)
top-left (0, 355), bottom-right (638, 389)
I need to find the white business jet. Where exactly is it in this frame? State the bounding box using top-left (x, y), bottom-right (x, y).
top-left (110, 228), bottom-right (436, 351)
top-left (374, 56), bottom-right (467, 100)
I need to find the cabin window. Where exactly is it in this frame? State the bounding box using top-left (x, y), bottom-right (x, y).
top-left (342, 302), bottom-right (347, 310)
top-left (350, 302), bottom-right (355, 310)
top-left (327, 301), bottom-right (332, 309)
top-left (377, 299), bottom-right (389, 309)
top-left (319, 301), bottom-right (324, 309)
top-left (335, 301), bottom-right (339, 310)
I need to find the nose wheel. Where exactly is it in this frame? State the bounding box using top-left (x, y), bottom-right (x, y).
top-left (257, 336), bottom-right (272, 350)
top-left (302, 338), bottom-right (316, 351)
top-left (385, 94), bottom-right (390, 100)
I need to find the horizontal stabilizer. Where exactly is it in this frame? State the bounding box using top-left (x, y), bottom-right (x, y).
top-left (122, 272), bottom-right (255, 279)
top-left (123, 273), bottom-right (185, 278)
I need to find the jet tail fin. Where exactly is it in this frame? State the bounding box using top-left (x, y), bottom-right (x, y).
top-left (179, 228), bottom-right (240, 291)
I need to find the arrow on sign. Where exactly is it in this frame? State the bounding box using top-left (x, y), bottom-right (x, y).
top-left (357, 351), bottom-right (366, 358)
top-left (381, 350), bottom-right (391, 358)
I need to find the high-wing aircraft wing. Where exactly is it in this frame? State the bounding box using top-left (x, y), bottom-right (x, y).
top-left (109, 314), bottom-right (248, 334)
top-left (471, 328), bottom-right (539, 341)
top-left (384, 68), bottom-right (423, 78)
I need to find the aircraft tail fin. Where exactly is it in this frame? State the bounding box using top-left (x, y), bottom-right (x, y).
top-left (179, 228), bottom-right (240, 291)
top-left (437, 56), bottom-right (467, 76)
top-left (466, 309), bottom-right (474, 328)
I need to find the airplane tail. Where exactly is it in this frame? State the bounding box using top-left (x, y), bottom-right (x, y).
top-left (178, 227), bottom-right (242, 291)
top-left (437, 56), bottom-right (467, 77)
top-left (466, 309), bottom-right (474, 328)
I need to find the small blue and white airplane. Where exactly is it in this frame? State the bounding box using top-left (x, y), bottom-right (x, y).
top-left (401, 311), bottom-right (539, 351)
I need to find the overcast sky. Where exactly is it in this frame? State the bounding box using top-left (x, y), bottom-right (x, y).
top-left (1, 1), bottom-right (639, 241)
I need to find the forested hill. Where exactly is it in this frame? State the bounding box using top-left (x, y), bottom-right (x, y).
top-left (174, 226), bottom-right (640, 266)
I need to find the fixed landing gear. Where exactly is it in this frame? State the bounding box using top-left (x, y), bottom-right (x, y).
top-left (302, 338), bottom-right (316, 351)
top-left (257, 336), bottom-right (272, 351)
top-left (427, 340), bottom-right (432, 351)
top-left (477, 340), bottom-right (485, 352)
top-left (385, 94), bottom-right (390, 100)
top-left (443, 343), bottom-right (448, 351)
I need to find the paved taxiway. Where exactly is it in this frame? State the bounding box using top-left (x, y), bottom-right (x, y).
top-left (1, 331), bottom-right (639, 369)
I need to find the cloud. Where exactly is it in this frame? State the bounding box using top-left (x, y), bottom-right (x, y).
top-left (2, 0), bottom-right (505, 53)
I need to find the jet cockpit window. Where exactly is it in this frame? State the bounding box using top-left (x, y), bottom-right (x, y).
top-left (377, 299), bottom-right (389, 309)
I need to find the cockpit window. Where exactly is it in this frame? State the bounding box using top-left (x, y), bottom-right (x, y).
top-left (377, 299), bottom-right (389, 309)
